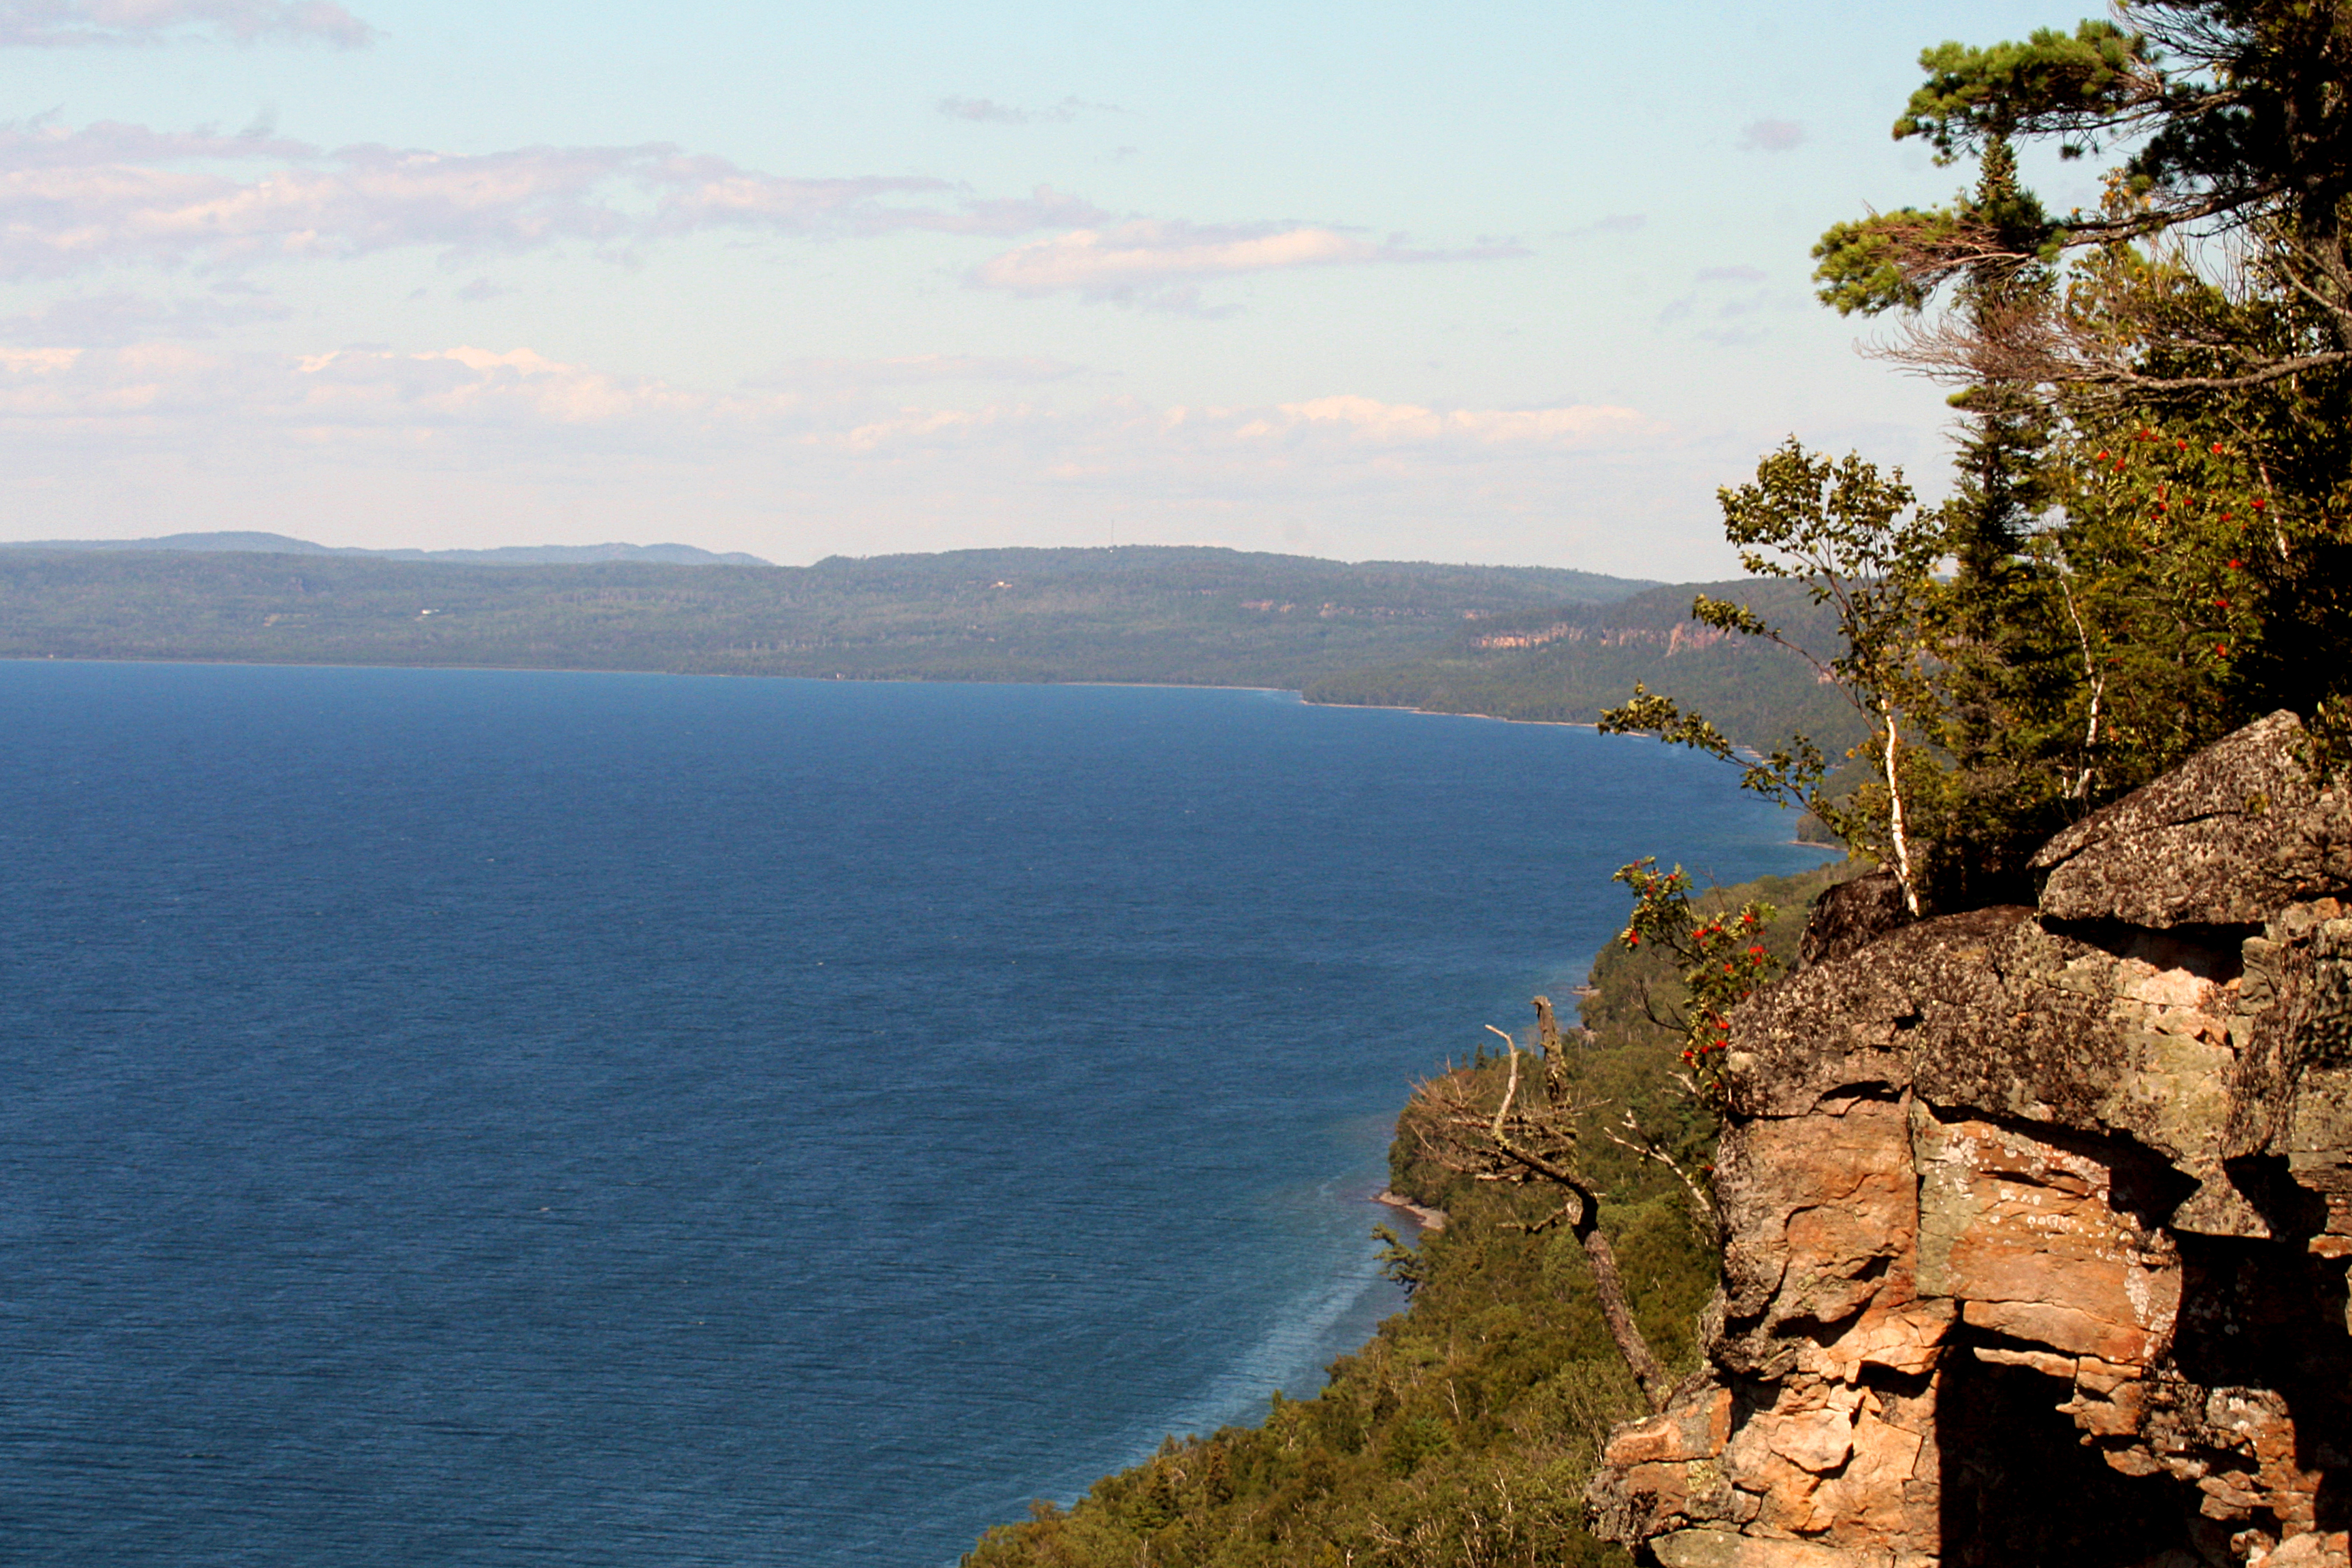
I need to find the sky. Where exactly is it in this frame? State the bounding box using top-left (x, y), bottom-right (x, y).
top-left (0, 0), bottom-right (2109, 578)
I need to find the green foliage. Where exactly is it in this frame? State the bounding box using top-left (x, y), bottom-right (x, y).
top-left (1818, 3), bottom-right (2352, 320)
top-left (1812, 208), bottom-right (1954, 316)
top-left (1610, 860), bottom-right (1780, 1105)
top-left (1640, 5), bottom-right (2352, 918)
top-left (1890, 3), bottom-right (2352, 243)
top-left (1895, 20), bottom-right (2149, 160)
top-left (1813, 131), bottom-right (2059, 320)
top-left (1714, 443), bottom-right (1942, 640)
top-left (2053, 186), bottom-right (2352, 762)
top-left (2046, 423), bottom-right (2276, 782)
top-left (1372, 1224), bottom-right (1430, 1296)
top-left (1574, 862), bottom-right (1844, 1054)
top-left (1570, 859), bottom-right (1848, 1190)
top-left (1601, 443), bottom-right (1944, 913)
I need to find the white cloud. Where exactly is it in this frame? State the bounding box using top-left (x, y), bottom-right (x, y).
top-left (1562, 213), bottom-right (1645, 239)
top-left (0, 340), bottom-right (1653, 460)
top-left (0, 335), bottom-right (1723, 572)
top-left (0, 135), bottom-right (646, 277)
top-left (970, 220), bottom-right (1525, 310)
top-left (0, 339), bottom-right (736, 443)
top-left (752, 355), bottom-right (1086, 389)
top-left (1257, 395), bottom-right (1653, 447)
top-left (1737, 119), bottom-right (1806, 152)
top-left (936, 95), bottom-right (1123, 126)
top-left (308, 345), bottom-right (709, 426)
top-left (0, 117), bottom-right (319, 167)
top-left (0, 0), bottom-right (373, 47)
top-left (651, 163), bottom-right (1104, 238)
top-left (0, 344), bottom-right (80, 372)
top-left (0, 119), bottom-right (1116, 278)
top-left (0, 116), bottom-right (1516, 327)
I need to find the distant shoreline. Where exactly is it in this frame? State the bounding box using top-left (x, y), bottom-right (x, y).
top-left (0, 653), bottom-right (1601, 724)
top-left (6, 651), bottom-right (1625, 725)
top-left (1306, 697), bottom-right (1603, 731)
top-left (1088, 680), bottom-right (1612, 730)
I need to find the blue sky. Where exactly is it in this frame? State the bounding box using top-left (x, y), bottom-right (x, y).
top-left (0, 0), bottom-right (2097, 577)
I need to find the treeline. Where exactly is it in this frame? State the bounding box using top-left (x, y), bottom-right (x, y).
top-left (0, 544), bottom-right (1644, 693)
top-left (962, 862), bottom-right (1850, 1568)
top-left (0, 542), bottom-right (1859, 753)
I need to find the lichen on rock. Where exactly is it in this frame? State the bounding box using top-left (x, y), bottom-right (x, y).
top-left (1589, 712), bottom-right (2352, 1568)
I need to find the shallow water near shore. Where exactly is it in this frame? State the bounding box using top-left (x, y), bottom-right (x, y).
top-left (0, 662), bottom-right (1833, 1566)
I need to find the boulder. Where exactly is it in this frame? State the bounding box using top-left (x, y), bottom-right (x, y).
top-left (2031, 710), bottom-right (2352, 928)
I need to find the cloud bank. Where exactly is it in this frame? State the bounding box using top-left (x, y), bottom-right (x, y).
top-left (0, 339), bottom-right (1651, 452)
top-left (1737, 118), bottom-right (1805, 152)
top-left (936, 95), bottom-right (1120, 126)
top-left (752, 354), bottom-right (1087, 389)
top-left (0, 338), bottom-right (1705, 570)
top-left (969, 220), bottom-right (1526, 310)
top-left (0, 288), bottom-right (291, 343)
top-left (0, 122), bottom-right (1120, 278)
top-left (0, 118), bottom-right (1507, 312)
top-left (0, 0), bottom-right (372, 47)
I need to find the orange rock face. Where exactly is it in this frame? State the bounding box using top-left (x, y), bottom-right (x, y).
top-left (1589, 715), bottom-right (2352, 1568)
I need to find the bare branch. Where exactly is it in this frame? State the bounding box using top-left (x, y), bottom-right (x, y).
top-left (1501, 1193), bottom-right (1586, 1237)
top-left (1407, 1014), bottom-right (1672, 1413)
top-left (1601, 1109), bottom-right (1719, 1242)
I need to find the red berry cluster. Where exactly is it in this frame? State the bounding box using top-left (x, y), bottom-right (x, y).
top-left (2093, 425), bottom-right (2269, 670)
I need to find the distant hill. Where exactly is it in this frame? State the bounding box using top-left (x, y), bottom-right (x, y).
top-left (0, 540), bottom-right (1849, 752)
top-left (0, 541), bottom-right (1653, 690)
top-left (0, 532), bottom-right (770, 566)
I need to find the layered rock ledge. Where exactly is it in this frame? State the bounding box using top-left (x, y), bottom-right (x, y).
top-left (1589, 712), bottom-right (2352, 1568)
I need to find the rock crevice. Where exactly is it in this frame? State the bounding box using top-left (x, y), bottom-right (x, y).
top-left (1590, 713), bottom-right (2352, 1568)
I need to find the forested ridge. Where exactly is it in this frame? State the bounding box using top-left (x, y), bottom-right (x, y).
top-left (0, 544), bottom-right (1640, 693)
top-left (0, 544), bottom-right (1859, 751)
top-left (1302, 579), bottom-right (1859, 755)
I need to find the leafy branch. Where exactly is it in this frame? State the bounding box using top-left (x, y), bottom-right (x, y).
top-left (1602, 440), bottom-right (1946, 914)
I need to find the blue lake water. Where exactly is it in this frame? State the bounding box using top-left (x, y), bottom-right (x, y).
top-left (0, 662), bottom-right (1834, 1566)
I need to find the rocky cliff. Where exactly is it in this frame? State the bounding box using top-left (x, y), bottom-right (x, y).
top-left (1589, 711), bottom-right (2352, 1568)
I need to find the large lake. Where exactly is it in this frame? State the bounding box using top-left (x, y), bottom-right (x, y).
top-left (0, 662), bottom-right (1832, 1565)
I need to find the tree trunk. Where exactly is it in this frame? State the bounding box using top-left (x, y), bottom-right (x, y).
top-left (1573, 1196), bottom-right (1669, 1414)
top-left (1881, 705), bottom-right (1922, 915)
top-left (1533, 994), bottom-right (1568, 1103)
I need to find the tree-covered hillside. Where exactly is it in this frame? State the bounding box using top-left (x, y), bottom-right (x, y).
top-left (0, 541), bottom-right (1877, 751)
top-left (1305, 579), bottom-right (1867, 756)
top-left (0, 544), bottom-right (1650, 691)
